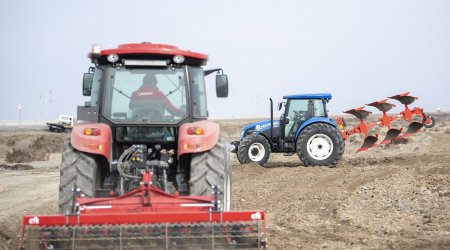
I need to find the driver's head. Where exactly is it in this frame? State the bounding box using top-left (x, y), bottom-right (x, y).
top-left (143, 74), bottom-right (157, 87)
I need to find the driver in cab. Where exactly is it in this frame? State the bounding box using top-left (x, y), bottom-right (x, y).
top-left (129, 74), bottom-right (185, 120)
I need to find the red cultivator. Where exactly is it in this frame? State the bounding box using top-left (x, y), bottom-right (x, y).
top-left (336, 92), bottom-right (435, 152)
top-left (20, 172), bottom-right (267, 249)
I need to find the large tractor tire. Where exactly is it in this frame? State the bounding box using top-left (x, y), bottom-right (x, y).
top-left (237, 134), bottom-right (271, 166)
top-left (190, 139), bottom-right (232, 211)
top-left (58, 141), bottom-right (99, 214)
top-left (296, 123), bottom-right (344, 167)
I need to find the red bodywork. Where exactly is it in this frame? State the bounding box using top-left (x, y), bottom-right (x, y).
top-left (70, 120), bottom-right (220, 160)
top-left (178, 120), bottom-right (220, 157)
top-left (20, 172), bottom-right (267, 249)
top-left (71, 122), bottom-right (112, 162)
top-left (100, 43), bottom-right (208, 61)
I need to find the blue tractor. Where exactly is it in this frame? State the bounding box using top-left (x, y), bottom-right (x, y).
top-left (232, 94), bottom-right (345, 167)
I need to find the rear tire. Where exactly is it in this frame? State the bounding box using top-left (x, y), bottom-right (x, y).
top-left (297, 123), bottom-right (344, 167)
top-left (58, 141), bottom-right (99, 214)
top-left (190, 139), bottom-right (232, 211)
top-left (237, 134), bottom-right (271, 166)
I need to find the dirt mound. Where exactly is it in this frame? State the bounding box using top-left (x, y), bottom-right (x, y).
top-left (1, 132), bottom-right (66, 163)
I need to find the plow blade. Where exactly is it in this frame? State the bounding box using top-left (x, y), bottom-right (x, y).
top-left (403, 122), bottom-right (423, 137)
top-left (344, 106), bottom-right (371, 119)
top-left (366, 99), bottom-right (395, 113)
top-left (21, 211), bottom-right (266, 250)
top-left (357, 135), bottom-right (378, 152)
top-left (389, 92), bottom-right (417, 106)
top-left (379, 128), bottom-right (402, 145)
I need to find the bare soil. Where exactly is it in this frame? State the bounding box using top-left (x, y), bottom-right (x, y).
top-left (1, 116), bottom-right (449, 249)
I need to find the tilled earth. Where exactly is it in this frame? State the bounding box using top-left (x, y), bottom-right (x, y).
top-left (1, 117), bottom-right (449, 249)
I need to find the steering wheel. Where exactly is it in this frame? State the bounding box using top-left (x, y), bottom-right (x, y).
top-left (292, 110), bottom-right (306, 121)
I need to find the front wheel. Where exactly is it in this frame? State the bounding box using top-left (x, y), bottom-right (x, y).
top-left (296, 123), bottom-right (344, 167)
top-left (190, 139), bottom-right (232, 211)
top-left (237, 134), bottom-right (271, 166)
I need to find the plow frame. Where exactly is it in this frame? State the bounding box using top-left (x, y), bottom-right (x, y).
top-left (337, 92), bottom-right (435, 152)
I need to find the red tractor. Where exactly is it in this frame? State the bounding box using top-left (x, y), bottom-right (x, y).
top-left (20, 43), bottom-right (266, 249)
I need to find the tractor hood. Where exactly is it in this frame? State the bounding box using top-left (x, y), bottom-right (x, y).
top-left (240, 120), bottom-right (280, 140)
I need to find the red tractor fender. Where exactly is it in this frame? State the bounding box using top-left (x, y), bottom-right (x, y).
top-left (70, 123), bottom-right (112, 162)
top-left (178, 120), bottom-right (220, 157)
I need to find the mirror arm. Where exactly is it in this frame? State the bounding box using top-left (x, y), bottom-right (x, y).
top-left (204, 68), bottom-right (223, 76)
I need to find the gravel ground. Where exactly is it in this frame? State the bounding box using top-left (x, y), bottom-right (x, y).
top-left (1, 117), bottom-right (449, 249)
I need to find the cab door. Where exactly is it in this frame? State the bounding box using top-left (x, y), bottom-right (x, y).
top-left (284, 99), bottom-right (314, 141)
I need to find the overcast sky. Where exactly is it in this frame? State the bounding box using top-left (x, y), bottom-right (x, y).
top-left (0, 0), bottom-right (449, 121)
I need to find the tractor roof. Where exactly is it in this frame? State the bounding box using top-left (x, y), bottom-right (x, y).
top-left (90, 43), bottom-right (209, 66)
top-left (101, 43), bottom-right (208, 60)
top-left (283, 93), bottom-right (332, 100)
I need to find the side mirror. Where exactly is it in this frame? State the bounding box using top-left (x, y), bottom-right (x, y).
top-left (83, 73), bottom-right (94, 96)
top-left (278, 102), bottom-right (286, 111)
top-left (216, 74), bottom-right (228, 98)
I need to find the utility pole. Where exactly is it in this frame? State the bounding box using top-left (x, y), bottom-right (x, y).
top-left (17, 103), bottom-right (23, 128)
top-left (40, 91), bottom-right (52, 119)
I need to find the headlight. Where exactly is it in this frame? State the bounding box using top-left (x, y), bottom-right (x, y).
top-left (107, 54), bottom-right (119, 63)
top-left (173, 55), bottom-right (185, 64)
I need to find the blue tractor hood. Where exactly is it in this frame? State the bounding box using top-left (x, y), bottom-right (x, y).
top-left (239, 119), bottom-right (280, 140)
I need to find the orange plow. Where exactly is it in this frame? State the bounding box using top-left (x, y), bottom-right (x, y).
top-left (336, 92), bottom-right (436, 152)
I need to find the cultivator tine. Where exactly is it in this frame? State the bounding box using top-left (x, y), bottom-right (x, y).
top-left (380, 128), bottom-right (403, 145)
top-left (403, 122), bottom-right (423, 137)
top-left (23, 221), bottom-right (265, 249)
top-left (366, 99), bottom-right (395, 113)
top-left (357, 135), bottom-right (378, 152)
top-left (389, 92), bottom-right (418, 106)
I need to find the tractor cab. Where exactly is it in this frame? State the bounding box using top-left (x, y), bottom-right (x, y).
top-left (279, 94), bottom-right (331, 143)
top-left (78, 43), bottom-right (228, 162)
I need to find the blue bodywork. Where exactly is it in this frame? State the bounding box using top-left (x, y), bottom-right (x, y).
top-left (240, 120), bottom-right (280, 140)
top-left (238, 93), bottom-right (337, 148)
top-left (294, 117), bottom-right (337, 139)
top-left (283, 93), bottom-right (332, 100)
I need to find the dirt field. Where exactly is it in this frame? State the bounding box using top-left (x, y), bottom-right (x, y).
top-left (1, 116), bottom-right (449, 249)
